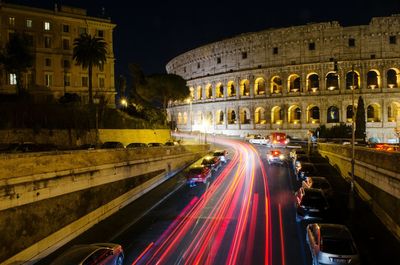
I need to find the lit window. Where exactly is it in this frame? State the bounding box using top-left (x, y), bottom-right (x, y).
top-left (44, 21), bottom-right (51, 31)
top-left (9, 73), bottom-right (17, 85)
top-left (26, 19), bottom-right (32, 28)
top-left (99, 77), bottom-right (105, 88)
top-left (9, 17), bottom-right (15, 26)
top-left (82, 76), bottom-right (88, 87)
top-left (45, 74), bottom-right (53, 87)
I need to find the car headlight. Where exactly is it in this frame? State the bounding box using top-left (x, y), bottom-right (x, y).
top-left (279, 154), bottom-right (285, 160)
top-left (268, 155), bottom-right (273, 160)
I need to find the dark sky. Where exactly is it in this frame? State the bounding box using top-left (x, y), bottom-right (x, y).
top-left (6, 0), bottom-right (400, 79)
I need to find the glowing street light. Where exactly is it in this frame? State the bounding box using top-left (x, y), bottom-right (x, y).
top-left (120, 98), bottom-right (128, 108)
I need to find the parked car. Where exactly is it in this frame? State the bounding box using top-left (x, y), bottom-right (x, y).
top-left (295, 187), bottom-right (330, 222)
top-left (50, 243), bottom-right (124, 265)
top-left (126, 142), bottom-right (148, 148)
top-left (201, 155), bottom-right (221, 171)
top-left (309, 176), bottom-right (334, 197)
top-left (306, 223), bottom-right (360, 265)
top-left (267, 149), bottom-right (286, 165)
top-left (186, 165), bottom-right (212, 187)
top-left (101, 141), bottom-right (124, 149)
top-left (164, 141), bottom-right (179, 146)
top-left (147, 142), bottom-right (163, 147)
top-left (298, 162), bottom-right (318, 176)
top-left (249, 136), bottom-right (270, 145)
top-left (2, 142), bottom-right (57, 153)
top-left (212, 149), bottom-right (228, 164)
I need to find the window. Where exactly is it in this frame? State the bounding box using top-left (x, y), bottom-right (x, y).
top-left (26, 19), bottom-right (32, 28)
top-left (79, 27), bottom-right (87, 35)
top-left (370, 54), bottom-right (376, 59)
top-left (348, 38), bottom-right (355, 47)
top-left (183, 66), bottom-right (186, 73)
top-left (63, 60), bottom-right (70, 68)
top-left (197, 62), bottom-right (200, 69)
top-left (308, 42), bottom-right (315, 50)
top-left (9, 73), bottom-right (17, 85)
top-left (217, 57), bottom-right (221, 64)
top-left (99, 77), bottom-right (105, 88)
top-left (390, 35), bottom-right (397, 44)
top-left (82, 76), bottom-right (88, 87)
top-left (242, 52), bottom-right (247, 59)
top-left (273, 47), bottom-right (278, 54)
top-left (62, 39), bottom-right (70, 49)
top-left (44, 36), bottom-right (51, 48)
top-left (45, 58), bottom-right (51, 67)
top-left (64, 74), bottom-right (71, 86)
top-left (44, 21), bottom-right (51, 31)
top-left (63, 24), bottom-right (69, 33)
top-left (9, 17), bottom-right (15, 27)
top-left (45, 73), bottom-right (53, 87)
top-left (97, 30), bottom-right (104, 37)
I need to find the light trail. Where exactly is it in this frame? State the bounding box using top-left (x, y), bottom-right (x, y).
top-left (133, 136), bottom-right (274, 265)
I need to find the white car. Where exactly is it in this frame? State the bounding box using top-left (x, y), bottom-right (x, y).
top-left (249, 137), bottom-right (270, 145)
top-left (213, 150), bottom-right (228, 164)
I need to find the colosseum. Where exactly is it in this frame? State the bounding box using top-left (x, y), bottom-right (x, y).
top-left (166, 15), bottom-right (400, 142)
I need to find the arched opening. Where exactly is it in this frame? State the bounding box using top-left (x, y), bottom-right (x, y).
top-left (196, 111), bottom-right (203, 125)
top-left (206, 84), bottom-right (213, 99)
top-left (216, 110), bottom-right (224, 124)
top-left (367, 104), bottom-right (381, 122)
top-left (307, 105), bottom-right (320, 123)
top-left (346, 71), bottom-right (360, 90)
top-left (387, 68), bottom-right (399, 88)
top-left (228, 109), bottom-right (236, 124)
top-left (197, 86), bottom-right (202, 100)
top-left (255, 77), bottom-right (266, 95)
top-left (288, 74), bottom-right (301, 92)
top-left (216, 83), bottom-right (224, 98)
top-left (271, 76), bottom-right (282, 94)
top-left (204, 111), bottom-right (213, 127)
top-left (271, 106), bottom-right (282, 124)
top-left (388, 102), bottom-right (400, 122)
top-left (326, 72), bottom-right (339, 91)
top-left (367, 70), bottom-right (380, 89)
top-left (346, 105), bottom-right (355, 122)
top-left (189, 87), bottom-right (194, 100)
top-left (183, 112), bottom-right (188, 124)
top-left (307, 73), bottom-right (319, 92)
top-left (327, 106), bottom-right (339, 123)
top-left (240, 107), bottom-right (250, 124)
top-left (177, 112), bottom-right (182, 125)
top-left (227, 81), bottom-right (236, 97)
top-left (240, 79), bottom-right (250, 96)
top-left (288, 105), bottom-right (301, 123)
top-left (254, 107), bottom-right (266, 124)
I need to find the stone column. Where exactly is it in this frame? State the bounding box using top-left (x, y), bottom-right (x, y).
top-left (236, 76), bottom-right (240, 100)
top-left (249, 75), bottom-right (255, 97)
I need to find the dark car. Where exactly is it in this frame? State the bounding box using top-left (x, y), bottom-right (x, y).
top-left (298, 162), bottom-right (318, 176)
top-left (186, 165), bottom-right (212, 187)
top-left (50, 243), bottom-right (124, 265)
top-left (201, 155), bottom-right (221, 172)
top-left (309, 176), bottom-right (334, 197)
top-left (306, 223), bottom-right (360, 265)
top-left (126, 142), bottom-right (148, 148)
top-left (212, 150), bottom-right (228, 164)
top-left (101, 141), bottom-right (124, 149)
top-left (295, 187), bottom-right (330, 222)
top-left (147, 142), bottom-right (163, 147)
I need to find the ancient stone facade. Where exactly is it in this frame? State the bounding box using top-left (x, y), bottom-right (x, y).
top-left (166, 15), bottom-right (400, 142)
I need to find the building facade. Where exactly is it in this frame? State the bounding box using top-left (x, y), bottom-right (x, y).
top-left (166, 15), bottom-right (400, 142)
top-left (0, 3), bottom-right (116, 105)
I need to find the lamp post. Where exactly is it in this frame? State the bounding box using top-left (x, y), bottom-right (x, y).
top-left (350, 65), bottom-right (356, 193)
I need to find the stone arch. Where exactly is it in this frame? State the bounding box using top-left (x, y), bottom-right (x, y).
top-left (326, 72), bottom-right (339, 91)
top-left (227, 80), bottom-right (236, 97)
top-left (196, 111), bottom-right (203, 125)
top-left (240, 79), bottom-right (250, 96)
top-left (270, 76), bottom-right (282, 94)
top-left (254, 107), bottom-right (266, 124)
top-left (240, 107), bottom-right (251, 124)
top-left (346, 105), bottom-right (355, 122)
top-left (288, 105), bottom-right (301, 123)
top-left (367, 69), bottom-right (381, 89)
top-left (216, 82), bottom-right (224, 98)
top-left (196, 86), bottom-right (202, 100)
top-left (228, 109), bottom-right (237, 124)
top-left (346, 70), bottom-right (360, 90)
top-left (307, 105), bottom-right (320, 123)
top-left (255, 77), bottom-right (266, 95)
top-left (271, 106), bottom-right (283, 124)
top-left (307, 73), bottom-right (319, 92)
top-left (216, 109), bottom-right (224, 124)
top-left (367, 103), bottom-right (381, 122)
top-left (206, 84), bottom-right (213, 99)
top-left (388, 101), bottom-right (400, 122)
top-left (183, 112), bottom-right (188, 124)
top-left (204, 111), bottom-right (213, 126)
top-left (288, 74), bottom-right (301, 92)
top-left (387, 68), bottom-right (400, 88)
top-left (327, 106), bottom-right (340, 123)
top-left (177, 112), bottom-right (183, 125)
top-left (189, 87), bottom-right (195, 100)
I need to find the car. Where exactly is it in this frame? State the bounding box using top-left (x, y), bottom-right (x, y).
top-left (147, 142), bottom-right (163, 147)
top-left (126, 142), bottom-right (148, 148)
top-left (249, 136), bottom-right (270, 145)
top-left (101, 141), bottom-right (124, 149)
top-left (201, 155), bottom-right (221, 171)
top-left (186, 165), bottom-right (212, 187)
top-left (309, 176), bottom-right (334, 197)
top-left (212, 150), bottom-right (228, 164)
top-left (295, 187), bottom-right (330, 222)
top-left (298, 162), bottom-right (318, 176)
top-left (50, 243), bottom-right (124, 265)
top-left (267, 149), bottom-right (286, 165)
top-left (296, 154), bottom-right (312, 163)
top-left (306, 223), bottom-right (360, 265)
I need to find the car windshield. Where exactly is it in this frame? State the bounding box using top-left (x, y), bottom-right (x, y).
top-left (213, 151), bottom-right (224, 156)
top-left (322, 238), bottom-right (357, 255)
top-left (302, 192), bottom-right (327, 207)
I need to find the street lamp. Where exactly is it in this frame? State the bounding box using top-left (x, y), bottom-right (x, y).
top-left (120, 98), bottom-right (128, 109)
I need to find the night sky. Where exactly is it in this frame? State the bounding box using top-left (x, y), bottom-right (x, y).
top-left (6, 0), bottom-right (400, 79)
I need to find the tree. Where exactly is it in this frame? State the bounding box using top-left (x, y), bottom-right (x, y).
top-left (0, 33), bottom-right (34, 96)
top-left (355, 95), bottom-right (366, 142)
top-left (73, 34), bottom-right (107, 104)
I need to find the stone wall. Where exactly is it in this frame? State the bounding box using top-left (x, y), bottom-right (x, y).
top-left (318, 143), bottom-right (400, 240)
top-left (0, 144), bottom-right (208, 264)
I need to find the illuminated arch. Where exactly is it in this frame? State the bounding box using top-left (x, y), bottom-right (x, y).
top-left (240, 79), bottom-right (250, 96)
top-left (367, 69), bottom-right (381, 89)
top-left (387, 68), bottom-right (400, 88)
top-left (271, 76), bottom-right (282, 94)
top-left (271, 106), bottom-right (282, 124)
top-left (216, 83), bottom-right (224, 98)
top-left (177, 112), bottom-right (182, 125)
top-left (240, 107), bottom-right (251, 124)
top-left (227, 81), bottom-right (236, 97)
top-left (228, 109), bottom-right (236, 124)
top-left (327, 106), bottom-right (340, 123)
top-left (216, 109), bottom-right (224, 124)
top-left (346, 70), bottom-right (360, 90)
top-left (288, 105), bottom-right (301, 123)
top-left (189, 87), bottom-right (194, 100)
top-left (288, 74), bottom-right (301, 92)
top-left (196, 86), bottom-right (202, 100)
top-left (388, 101), bottom-right (400, 122)
top-left (254, 107), bottom-right (266, 124)
top-left (206, 84), bottom-right (213, 99)
top-left (307, 104), bottom-right (320, 123)
top-left (183, 112), bottom-right (188, 124)
top-left (254, 77), bottom-right (266, 95)
top-left (307, 73), bottom-right (319, 92)
top-left (326, 72), bottom-right (339, 91)
top-left (367, 103), bottom-right (381, 122)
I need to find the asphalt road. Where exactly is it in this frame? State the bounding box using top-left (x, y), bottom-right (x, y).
top-left (37, 137), bottom-right (400, 265)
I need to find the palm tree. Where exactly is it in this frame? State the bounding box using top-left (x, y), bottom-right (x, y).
top-left (73, 34), bottom-right (107, 104)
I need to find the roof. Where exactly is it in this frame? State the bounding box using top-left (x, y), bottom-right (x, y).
top-left (51, 245), bottom-right (98, 265)
top-left (318, 224), bottom-right (352, 240)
